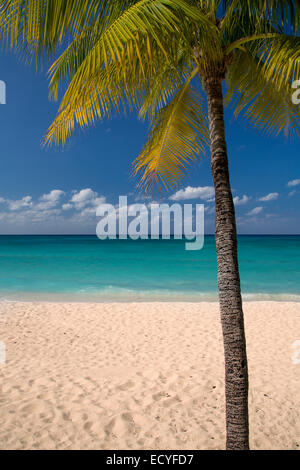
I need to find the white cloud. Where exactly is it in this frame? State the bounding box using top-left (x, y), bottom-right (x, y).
top-left (70, 188), bottom-right (105, 210)
top-left (259, 192), bottom-right (279, 202)
top-left (233, 195), bottom-right (251, 206)
top-left (36, 189), bottom-right (65, 210)
top-left (71, 188), bottom-right (97, 207)
top-left (0, 188), bottom-right (106, 222)
top-left (288, 190), bottom-right (297, 197)
top-left (0, 188), bottom-right (110, 233)
top-left (79, 206), bottom-right (99, 217)
top-left (169, 186), bottom-right (214, 201)
top-left (62, 203), bottom-right (73, 211)
top-left (247, 207), bottom-right (263, 216)
top-left (40, 189), bottom-right (64, 202)
top-left (93, 197), bottom-right (106, 207)
top-left (287, 179), bottom-right (300, 187)
top-left (2, 190), bottom-right (65, 213)
top-left (8, 196), bottom-right (32, 211)
top-left (25, 208), bottom-right (62, 221)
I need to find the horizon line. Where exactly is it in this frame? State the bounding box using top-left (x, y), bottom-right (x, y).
top-left (0, 234), bottom-right (299, 237)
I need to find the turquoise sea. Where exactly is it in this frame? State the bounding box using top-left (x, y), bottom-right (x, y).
top-left (0, 235), bottom-right (299, 302)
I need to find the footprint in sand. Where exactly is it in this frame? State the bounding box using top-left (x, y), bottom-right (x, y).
top-left (104, 412), bottom-right (142, 438)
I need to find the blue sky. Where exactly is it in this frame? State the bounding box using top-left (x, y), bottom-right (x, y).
top-left (0, 52), bottom-right (299, 235)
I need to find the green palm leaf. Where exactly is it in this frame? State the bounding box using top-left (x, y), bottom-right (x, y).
top-left (133, 68), bottom-right (209, 192)
top-left (51, 0), bottom-right (219, 108)
top-left (0, 0), bottom-right (109, 61)
top-left (226, 49), bottom-right (300, 136)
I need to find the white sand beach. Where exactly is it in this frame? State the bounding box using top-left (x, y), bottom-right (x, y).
top-left (0, 301), bottom-right (299, 450)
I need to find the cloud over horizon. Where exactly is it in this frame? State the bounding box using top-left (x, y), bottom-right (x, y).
top-left (0, 184), bottom-right (299, 234)
top-left (0, 188), bottom-right (107, 232)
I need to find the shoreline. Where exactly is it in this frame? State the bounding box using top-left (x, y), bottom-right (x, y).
top-left (1, 301), bottom-right (300, 450)
top-left (1, 294), bottom-right (300, 304)
top-left (1, 300), bottom-right (300, 305)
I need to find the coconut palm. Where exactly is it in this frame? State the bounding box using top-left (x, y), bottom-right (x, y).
top-left (1, 0), bottom-right (299, 450)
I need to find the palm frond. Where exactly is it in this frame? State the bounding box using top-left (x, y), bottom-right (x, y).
top-left (45, 0), bottom-right (219, 146)
top-left (45, 59), bottom-right (145, 146)
top-left (48, 24), bottom-right (103, 100)
top-left (0, 0), bottom-right (113, 61)
top-left (221, 1), bottom-right (299, 36)
top-left (133, 69), bottom-right (209, 192)
top-left (138, 44), bottom-right (193, 120)
top-left (259, 35), bottom-right (300, 90)
top-left (226, 49), bottom-right (300, 136)
top-left (50, 0), bottom-right (219, 105)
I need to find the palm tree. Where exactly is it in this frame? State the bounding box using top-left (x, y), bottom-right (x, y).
top-left (1, 0), bottom-right (299, 450)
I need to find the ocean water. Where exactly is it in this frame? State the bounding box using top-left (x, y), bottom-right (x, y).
top-left (0, 235), bottom-right (299, 302)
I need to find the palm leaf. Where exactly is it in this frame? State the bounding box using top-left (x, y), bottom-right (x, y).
top-left (259, 35), bottom-right (300, 90)
top-left (51, 0), bottom-right (219, 107)
top-left (0, 0), bottom-right (111, 61)
top-left (45, 0), bottom-right (218, 145)
top-left (133, 69), bottom-right (209, 192)
top-left (226, 49), bottom-right (300, 136)
top-left (221, 0), bottom-right (299, 35)
top-left (45, 59), bottom-right (145, 146)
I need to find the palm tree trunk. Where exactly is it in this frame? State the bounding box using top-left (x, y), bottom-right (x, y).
top-left (204, 76), bottom-right (249, 450)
